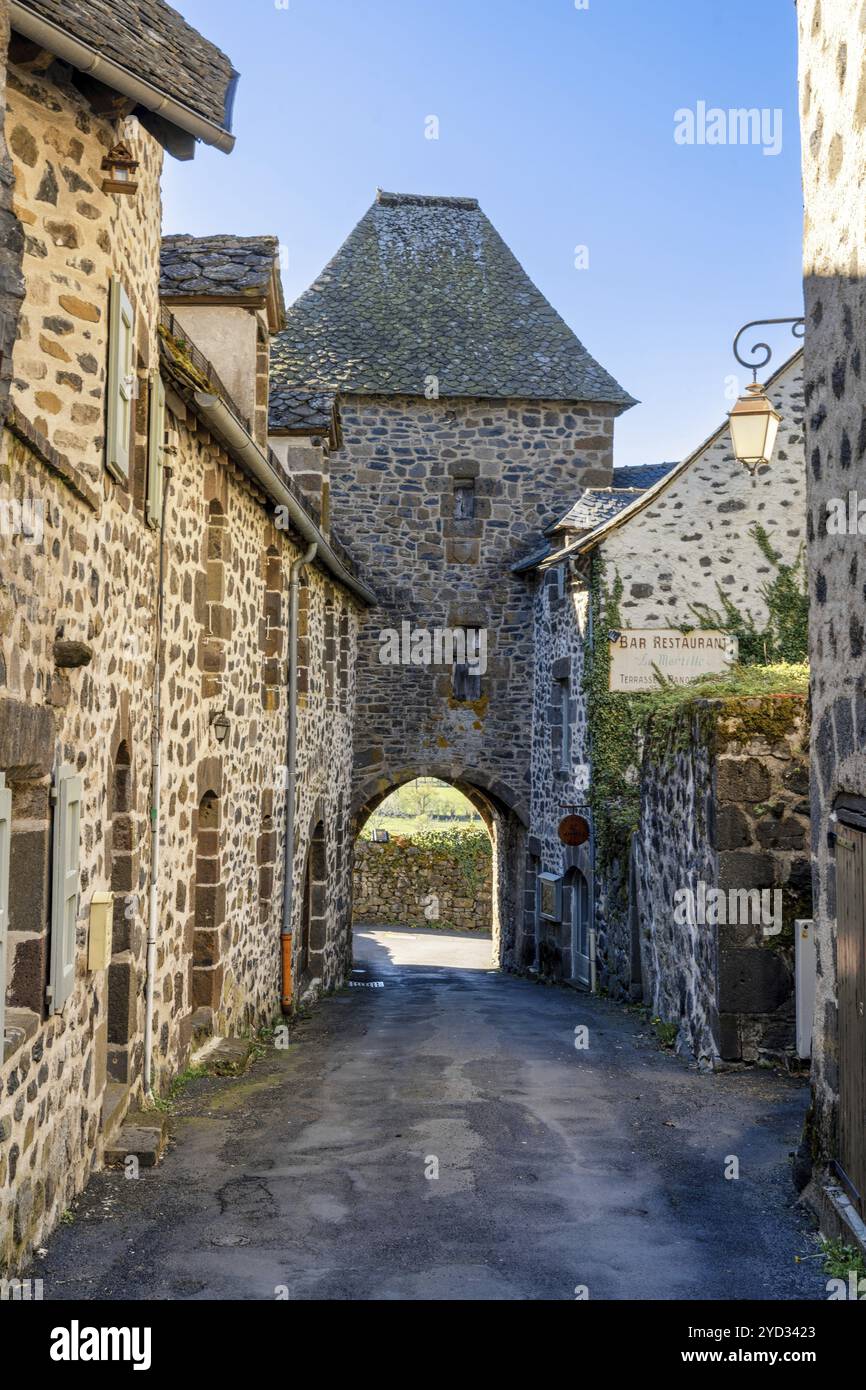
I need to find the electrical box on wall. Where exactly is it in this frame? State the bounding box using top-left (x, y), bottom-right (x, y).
top-left (88, 893), bottom-right (114, 972)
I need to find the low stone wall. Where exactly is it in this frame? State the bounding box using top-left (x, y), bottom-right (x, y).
top-left (622, 695), bottom-right (811, 1067)
top-left (353, 834), bottom-right (492, 932)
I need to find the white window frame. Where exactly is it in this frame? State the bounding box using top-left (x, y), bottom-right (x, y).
top-left (0, 773), bottom-right (11, 1043)
top-left (106, 278), bottom-right (135, 483)
top-left (49, 765), bottom-right (81, 1014)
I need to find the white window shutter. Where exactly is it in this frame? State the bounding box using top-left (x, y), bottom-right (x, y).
top-left (49, 766), bottom-right (81, 1014)
top-left (106, 278), bottom-right (134, 483)
top-left (146, 369), bottom-right (165, 529)
top-left (0, 773), bottom-right (11, 1042)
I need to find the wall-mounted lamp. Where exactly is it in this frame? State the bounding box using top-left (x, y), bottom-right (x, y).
top-left (211, 710), bottom-right (230, 744)
top-left (101, 142), bottom-right (139, 196)
top-left (729, 317), bottom-right (804, 472)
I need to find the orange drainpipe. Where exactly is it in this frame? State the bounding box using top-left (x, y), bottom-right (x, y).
top-left (281, 932), bottom-right (293, 1012)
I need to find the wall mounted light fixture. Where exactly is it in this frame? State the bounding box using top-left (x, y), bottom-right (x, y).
top-left (728, 317), bottom-right (805, 472)
top-left (101, 141), bottom-right (139, 196)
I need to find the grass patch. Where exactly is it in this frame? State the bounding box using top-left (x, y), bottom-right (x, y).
top-left (148, 1064), bottom-right (207, 1113)
top-left (652, 1018), bottom-right (679, 1049)
top-left (821, 1237), bottom-right (866, 1281)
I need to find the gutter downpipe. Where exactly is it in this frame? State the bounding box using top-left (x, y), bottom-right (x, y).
top-left (144, 465), bottom-right (173, 1097)
top-left (281, 542), bottom-right (317, 1013)
top-left (191, 392), bottom-right (376, 609)
top-left (9, 3), bottom-right (236, 153)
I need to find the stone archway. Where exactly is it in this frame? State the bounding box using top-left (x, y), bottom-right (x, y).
top-left (352, 764), bottom-right (528, 970)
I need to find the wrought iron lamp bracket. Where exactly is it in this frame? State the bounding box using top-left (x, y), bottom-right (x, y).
top-left (733, 317), bottom-right (805, 382)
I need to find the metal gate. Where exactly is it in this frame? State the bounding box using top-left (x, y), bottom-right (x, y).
top-left (835, 815), bottom-right (866, 1217)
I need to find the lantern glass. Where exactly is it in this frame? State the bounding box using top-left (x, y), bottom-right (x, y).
top-left (728, 384), bottom-right (782, 469)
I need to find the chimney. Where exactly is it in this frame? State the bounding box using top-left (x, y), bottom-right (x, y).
top-left (159, 235), bottom-right (285, 449)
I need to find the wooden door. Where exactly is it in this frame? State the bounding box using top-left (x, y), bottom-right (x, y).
top-left (836, 820), bottom-right (866, 1217)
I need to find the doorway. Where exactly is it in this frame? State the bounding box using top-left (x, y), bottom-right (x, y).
top-left (835, 807), bottom-right (866, 1218)
top-left (565, 867), bottom-right (591, 988)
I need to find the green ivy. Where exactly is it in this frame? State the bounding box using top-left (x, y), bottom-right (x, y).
top-left (689, 524), bottom-right (809, 665)
top-left (365, 827), bottom-right (491, 894)
top-left (584, 552), bottom-right (809, 883)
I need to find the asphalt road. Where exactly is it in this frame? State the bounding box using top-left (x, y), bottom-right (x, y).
top-left (33, 927), bottom-right (824, 1301)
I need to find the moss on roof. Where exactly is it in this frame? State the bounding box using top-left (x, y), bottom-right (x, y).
top-left (270, 190), bottom-right (635, 418)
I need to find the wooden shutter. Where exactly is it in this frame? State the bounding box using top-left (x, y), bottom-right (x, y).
top-left (0, 773), bottom-right (10, 1043)
top-left (49, 766), bottom-right (81, 1014)
top-left (106, 278), bottom-right (134, 483)
top-left (146, 369), bottom-right (165, 529)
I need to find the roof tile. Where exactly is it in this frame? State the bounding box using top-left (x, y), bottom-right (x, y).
top-left (15, 0), bottom-right (237, 133)
top-left (270, 190), bottom-right (635, 414)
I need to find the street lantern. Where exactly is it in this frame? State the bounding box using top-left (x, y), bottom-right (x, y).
top-left (210, 710), bottom-right (230, 744)
top-left (728, 381), bottom-right (781, 473)
top-left (729, 316), bottom-right (805, 471)
top-left (101, 142), bottom-right (139, 196)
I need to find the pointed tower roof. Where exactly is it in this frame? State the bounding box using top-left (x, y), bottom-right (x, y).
top-left (270, 191), bottom-right (634, 425)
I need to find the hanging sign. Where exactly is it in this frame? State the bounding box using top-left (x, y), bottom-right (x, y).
top-left (608, 629), bottom-right (737, 692)
top-left (558, 814), bottom-right (590, 847)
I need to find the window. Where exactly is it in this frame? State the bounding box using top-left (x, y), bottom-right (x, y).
top-left (557, 678), bottom-right (571, 770)
top-left (49, 766), bottom-right (81, 1014)
top-left (0, 774), bottom-right (10, 1042)
top-left (146, 369), bottom-right (165, 529)
top-left (454, 479), bottom-right (476, 520)
top-left (106, 277), bottom-right (134, 483)
top-left (451, 627), bottom-right (484, 702)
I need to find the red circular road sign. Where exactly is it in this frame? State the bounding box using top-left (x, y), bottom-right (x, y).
top-left (558, 815), bottom-right (590, 847)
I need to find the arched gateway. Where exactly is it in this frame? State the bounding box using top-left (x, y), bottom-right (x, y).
top-left (270, 190), bottom-right (633, 975)
top-left (352, 765), bottom-right (529, 968)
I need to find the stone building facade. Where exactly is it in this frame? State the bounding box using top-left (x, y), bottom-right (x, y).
top-left (0, 2), bottom-right (369, 1273)
top-left (518, 352), bottom-right (808, 1004)
top-left (270, 190), bottom-right (635, 967)
top-left (633, 696), bottom-right (810, 1068)
top-left (797, 0), bottom-right (866, 1232)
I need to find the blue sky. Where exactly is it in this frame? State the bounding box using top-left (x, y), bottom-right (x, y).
top-left (164, 0), bottom-right (803, 468)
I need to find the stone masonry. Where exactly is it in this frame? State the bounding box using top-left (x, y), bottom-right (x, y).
top-left (798, 0), bottom-right (866, 1221)
top-left (522, 351), bottom-right (807, 997)
top-left (0, 8), bottom-right (364, 1273)
top-left (633, 696), bottom-right (811, 1067)
top-left (270, 191), bottom-right (635, 968)
top-left (353, 835), bottom-right (492, 934)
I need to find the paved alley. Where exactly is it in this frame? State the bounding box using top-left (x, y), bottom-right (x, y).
top-left (34, 929), bottom-right (823, 1301)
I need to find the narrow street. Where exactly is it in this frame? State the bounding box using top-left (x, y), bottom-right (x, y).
top-left (36, 929), bottom-right (822, 1302)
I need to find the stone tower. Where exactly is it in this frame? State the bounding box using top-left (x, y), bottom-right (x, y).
top-left (270, 190), bottom-right (633, 962)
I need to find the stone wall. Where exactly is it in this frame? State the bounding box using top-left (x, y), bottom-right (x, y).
top-left (330, 392), bottom-right (617, 966)
top-left (630, 696), bottom-right (811, 1067)
top-left (353, 834), bottom-right (492, 933)
top-left (797, 0), bottom-right (866, 1199)
top-left (0, 52), bottom-right (167, 1271)
top-left (0, 52), bottom-right (361, 1271)
top-left (0, 3), bottom-right (24, 422)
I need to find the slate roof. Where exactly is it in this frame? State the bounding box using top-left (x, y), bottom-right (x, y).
top-left (547, 487), bottom-right (645, 536)
top-left (514, 464), bottom-right (677, 572)
top-left (269, 190), bottom-right (635, 415)
top-left (269, 388), bottom-right (335, 434)
top-left (14, 0), bottom-right (237, 134)
top-left (610, 462), bottom-right (677, 489)
top-left (161, 235), bottom-right (281, 301)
